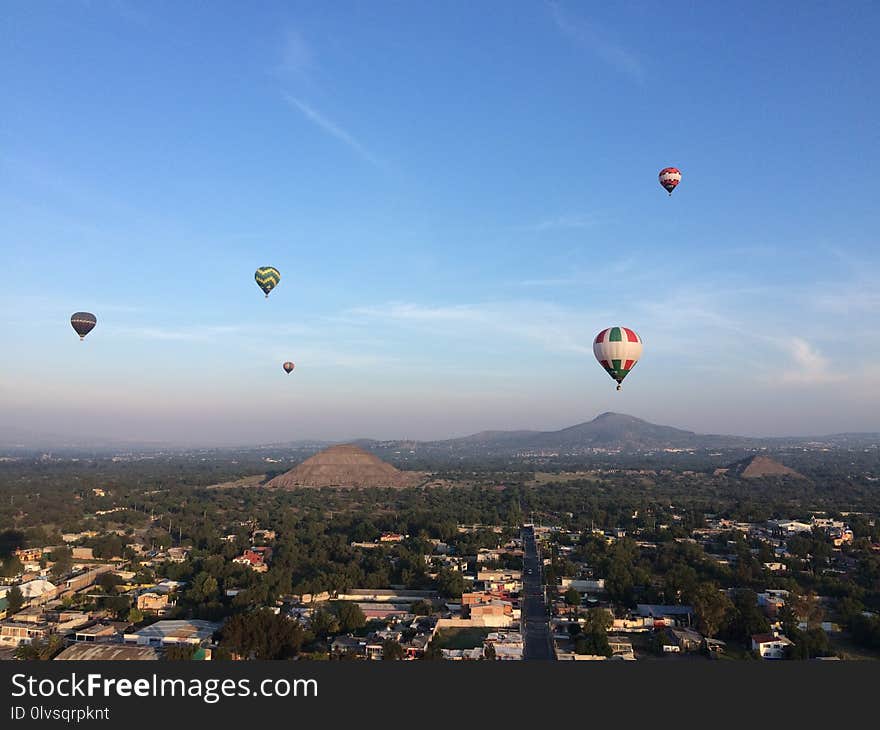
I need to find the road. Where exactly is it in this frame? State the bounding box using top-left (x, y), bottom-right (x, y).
top-left (521, 525), bottom-right (555, 660)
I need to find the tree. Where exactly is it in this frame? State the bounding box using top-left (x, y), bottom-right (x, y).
top-left (6, 585), bottom-right (24, 615)
top-left (0, 556), bottom-right (23, 579)
top-left (724, 589), bottom-right (770, 643)
top-left (186, 572), bottom-right (219, 604)
top-left (309, 608), bottom-right (340, 638)
top-left (436, 569), bottom-right (465, 598)
top-left (49, 548), bottom-right (73, 579)
top-left (382, 639), bottom-right (405, 660)
top-left (163, 644), bottom-right (197, 661)
top-left (332, 601), bottom-right (366, 633)
top-left (564, 587), bottom-right (581, 616)
top-left (127, 607), bottom-right (145, 625)
top-left (411, 599), bottom-right (433, 616)
top-left (14, 635), bottom-right (64, 661)
top-left (97, 572), bottom-right (122, 594)
top-left (690, 583), bottom-right (733, 638)
top-left (790, 592), bottom-right (824, 630)
top-left (483, 642), bottom-right (496, 660)
top-left (583, 607), bottom-right (613, 634)
top-left (219, 611), bottom-right (307, 660)
top-left (575, 632), bottom-right (611, 657)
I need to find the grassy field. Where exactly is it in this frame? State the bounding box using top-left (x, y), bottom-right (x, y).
top-left (433, 627), bottom-right (492, 650)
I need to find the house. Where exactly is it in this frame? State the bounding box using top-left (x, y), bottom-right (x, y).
top-left (166, 547), bottom-right (190, 563)
top-left (136, 592), bottom-right (170, 615)
top-left (124, 620), bottom-right (219, 648)
top-left (666, 627), bottom-right (703, 652)
top-left (635, 604), bottom-right (694, 627)
top-left (0, 620), bottom-right (53, 647)
top-left (752, 632), bottom-right (793, 659)
top-left (607, 635), bottom-right (636, 659)
top-left (233, 547), bottom-right (272, 573)
top-left (403, 633), bottom-right (431, 659)
top-left (379, 533), bottom-right (405, 543)
top-left (331, 635), bottom-right (366, 657)
top-left (13, 547), bottom-right (44, 563)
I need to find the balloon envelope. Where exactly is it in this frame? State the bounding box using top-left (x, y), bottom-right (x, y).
top-left (255, 267), bottom-right (281, 297)
top-left (283, 361), bottom-right (295, 374)
top-left (71, 312), bottom-right (97, 340)
top-left (659, 167), bottom-right (681, 195)
top-left (594, 327), bottom-right (642, 389)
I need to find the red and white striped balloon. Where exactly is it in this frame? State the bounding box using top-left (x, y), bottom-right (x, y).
top-left (659, 167), bottom-right (681, 195)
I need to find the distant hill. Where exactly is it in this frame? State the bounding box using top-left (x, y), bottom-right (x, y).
top-left (723, 455), bottom-right (807, 479)
top-left (361, 413), bottom-right (764, 457)
top-left (265, 444), bottom-right (425, 489)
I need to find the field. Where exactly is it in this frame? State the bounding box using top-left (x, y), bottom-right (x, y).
top-left (432, 628), bottom-right (493, 650)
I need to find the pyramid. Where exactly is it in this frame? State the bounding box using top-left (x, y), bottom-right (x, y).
top-left (265, 444), bottom-right (424, 489)
top-left (726, 455), bottom-right (806, 479)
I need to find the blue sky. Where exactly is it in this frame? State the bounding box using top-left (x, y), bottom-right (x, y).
top-left (2, 1), bottom-right (879, 444)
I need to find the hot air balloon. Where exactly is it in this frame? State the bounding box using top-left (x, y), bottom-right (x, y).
top-left (70, 312), bottom-right (97, 341)
top-left (255, 267), bottom-right (281, 298)
top-left (659, 167), bottom-right (681, 195)
top-left (594, 326), bottom-right (642, 390)
top-left (283, 361), bottom-right (295, 374)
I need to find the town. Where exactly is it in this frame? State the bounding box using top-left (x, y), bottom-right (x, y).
top-left (2, 442), bottom-right (879, 662)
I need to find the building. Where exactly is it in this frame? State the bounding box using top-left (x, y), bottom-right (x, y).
top-left (55, 644), bottom-right (158, 661)
top-left (136, 592), bottom-right (170, 615)
top-left (353, 602), bottom-right (409, 620)
top-left (13, 547), bottom-right (44, 563)
top-left (166, 547), bottom-right (190, 563)
top-left (560, 578), bottom-right (606, 594)
top-left (752, 632), bottom-right (793, 659)
top-left (233, 547), bottom-right (272, 573)
top-left (635, 604), bottom-right (694, 627)
top-left (379, 533), bottom-right (405, 543)
top-left (124, 620), bottom-right (219, 648)
top-left (665, 627), bottom-right (704, 652)
top-left (0, 620), bottom-right (52, 647)
top-left (72, 623), bottom-right (124, 643)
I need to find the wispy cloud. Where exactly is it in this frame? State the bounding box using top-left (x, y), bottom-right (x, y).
top-left (283, 95), bottom-right (383, 167)
top-left (279, 28), bottom-right (314, 78)
top-left (547, 2), bottom-right (645, 83)
top-left (778, 337), bottom-right (843, 385)
top-left (104, 325), bottom-right (243, 342)
top-left (349, 301), bottom-right (597, 356)
top-left (525, 213), bottom-right (600, 232)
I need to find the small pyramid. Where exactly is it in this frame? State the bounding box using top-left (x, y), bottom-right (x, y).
top-left (266, 444), bottom-right (423, 489)
top-left (726, 455), bottom-right (806, 479)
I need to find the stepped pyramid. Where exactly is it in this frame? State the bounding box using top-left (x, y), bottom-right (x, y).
top-left (265, 444), bottom-right (424, 489)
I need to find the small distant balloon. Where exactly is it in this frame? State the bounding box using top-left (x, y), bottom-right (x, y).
top-left (283, 361), bottom-right (295, 374)
top-left (594, 326), bottom-right (642, 391)
top-left (70, 312), bottom-right (97, 341)
top-left (255, 266), bottom-right (281, 298)
top-left (659, 167), bottom-right (681, 195)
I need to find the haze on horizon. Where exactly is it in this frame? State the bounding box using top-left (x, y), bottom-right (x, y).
top-left (2, 3), bottom-right (879, 447)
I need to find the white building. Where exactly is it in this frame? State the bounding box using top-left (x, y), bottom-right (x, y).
top-left (752, 632), bottom-right (793, 659)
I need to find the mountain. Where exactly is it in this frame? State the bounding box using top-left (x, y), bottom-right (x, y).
top-left (362, 413), bottom-right (764, 457)
top-left (723, 455), bottom-right (807, 479)
top-left (264, 444), bottom-right (425, 489)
